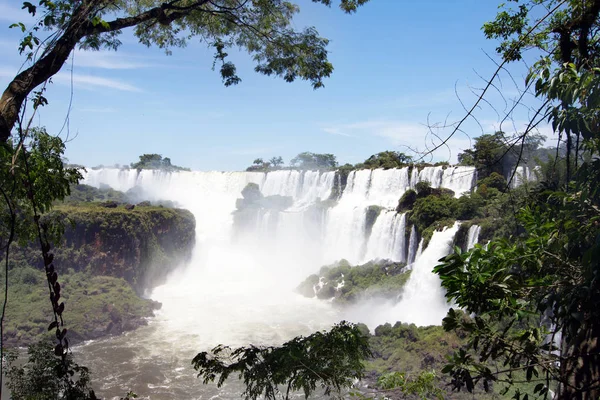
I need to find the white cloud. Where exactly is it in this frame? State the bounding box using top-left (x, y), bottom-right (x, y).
top-left (0, 66), bottom-right (142, 92)
top-left (73, 50), bottom-right (155, 70)
top-left (481, 119), bottom-right (557, 142)
top-left (323, 127), bottom-right (352, 137)
top-left (322, 119), bottom-right (474, 163)
top-left (323, 120), bottom-right (428, 145)
top-left (54, 71), bottom-right (143, 92)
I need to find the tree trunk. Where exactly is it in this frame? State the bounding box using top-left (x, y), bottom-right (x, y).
top-left (0, 12), bottom-right (87, 143)
top-left (559, 318), bottom-right (600, 399)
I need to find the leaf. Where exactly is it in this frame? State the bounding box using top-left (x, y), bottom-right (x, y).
top-left (534, 383), bottom-right (544, 393)
top-left (48, 321), bottom-right (58, 331)
top-left (22, 1), bottom-right (36, 15)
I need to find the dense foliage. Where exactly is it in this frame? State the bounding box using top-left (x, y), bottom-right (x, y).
top-left (10, 202), bottom-right (195, 290)
top-left (3, 267), bottom-right (158, 345)
top-left (290, 152), bottom-right (338, 170)
top-left (433, 1), bottom-right (600, 399)
top-left (354, 151), bottom-right (413, 170)
top-left (130, 154), bottom-right (190, 171)
top-left (193, 321), bottom-right (371, 400)
top-left (5, 339), bottom-right (97, 400)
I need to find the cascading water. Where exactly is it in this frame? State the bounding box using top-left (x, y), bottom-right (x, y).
top-left (388, 223), bottom-right (460, 326)
top-left (363, 212), bottom-right (406, 263)
top-left (407, 225), bottom-right (419, 265)
top-left (466, 224), bottom-right (481, 249)
top-left (510, 165), bottom-right (539, 188)
top-left (74, 166), bottom-right (476, 399)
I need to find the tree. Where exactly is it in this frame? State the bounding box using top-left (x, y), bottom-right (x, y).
top-left (130, 153), bottom-right (189, 171)
top-left (0, 0), bottom-right (370, 143)
top-left (246, 158), bottom-right (272, 172)
top-left (5, 338), bottom-right (96, 400)
top-left (435, 1), bottom-right (600, 399)
top-left (360, 151), bottom-right (413, 169)
top-left (457, 132), bottom-right (511, 179)
top-left (192, 321), bottom-right (371, 400)
top-left (0, 126), bottom-right (83, 397)
top-left (269, 156), bottom-right (284, 168)
top-left (290, 152), bottom-right (337, 169)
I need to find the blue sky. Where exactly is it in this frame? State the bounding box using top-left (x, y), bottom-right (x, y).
top-left (0, 0), bottom-right (550, 171)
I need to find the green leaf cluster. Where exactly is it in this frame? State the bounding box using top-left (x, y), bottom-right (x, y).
top-left (192, 321), bottom-right (371, 400)
top-left (130, 154), bottom-right (190, 171)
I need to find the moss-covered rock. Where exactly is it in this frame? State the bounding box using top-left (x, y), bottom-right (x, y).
top-left (297, 260), bottom-right (410, 305)
top-left (3, 267), bottom-right (159, 347)
top-left (233, 183), bottom-right (294, 233)
top-left (10, 203), bottom-right (196, 292)
top-left (365, 205), bottom-right (384, 239)
top-left (396, 189), bottom-right (417, 213)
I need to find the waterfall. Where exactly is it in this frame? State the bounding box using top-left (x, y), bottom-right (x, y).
top-left (411, 166), bottom-right (476, 197)
top-left (466, 224), bottom-right (481, 249)
top-left (510, 165), bottom-right (539, 188)
top-left (407, 225), bottom-right (418, 265)
top-left (76, 167), bottom-right (482, 398)
top-left (82, 166), bottom-right (477, 266)
top-left (363, 212), bottom-right (407, 263)
top-left (389, 223), bottom-right (460, 326)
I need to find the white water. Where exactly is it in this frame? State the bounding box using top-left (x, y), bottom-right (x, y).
top-left (510, 165), bottom-right (539, 188)
top-left (364, 212), bottom-right (406, 262)
top-left (466, 224), bottom-right (481, 249)
top-left (407, 225), bottom-right (419, 265)
top-left (78, 167), bottom-right (476, 398)
top-left (388, 223), bottom-right (460, 326)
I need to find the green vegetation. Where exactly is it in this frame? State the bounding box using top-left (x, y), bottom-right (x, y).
top-left (375, 370), bottom-right (444, 400)
top-left (9, 203), bottom-right (195, 291)
top-left (5, 338), bottom-right (137, 400)
top-left (5, 339), bottom-right (97, 400)
top-left (3, 267), bottom-right (158, 346)
top-left (246, 156), bottom-right (286, 172)
top-left (193, 321), bottom-right (371, 400)
top-left (365, 322), bottom-right (499, 399)
top-left (354, 151), bottom-right (413, 170)
top-left (130, 154), bottom-right (190, 172)
top-left (63, 184), bottom-right (127, 204)
top-left (297, 260), bottom-right (410, 304)
top-left (431, 2), bottom-right (600, 399)
top-left (290, 152), bottom-right (338, 170)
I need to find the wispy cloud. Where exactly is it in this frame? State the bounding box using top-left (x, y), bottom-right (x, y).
top-left (481, 119), bottom-right (557, 142)
top-left (0, 66), bottom-right (142, 92)
top-left (322, 119), bottom-right (474, 162)
top-left (54, 72), bottom-right (143, 92)
top-left (323, 127), bottom-right (352, 137)
top-left (322, 120), bottom-right (429, 144)
top-left (73, 50), bottom-right (156, 70)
